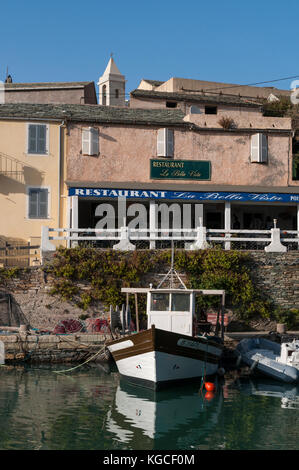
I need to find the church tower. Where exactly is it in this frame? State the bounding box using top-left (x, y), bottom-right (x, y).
top-left (98, 56), bottom-right (126, 107)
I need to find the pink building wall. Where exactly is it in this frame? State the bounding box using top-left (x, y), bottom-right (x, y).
top-left (66, 120), bottom-right (296, 189)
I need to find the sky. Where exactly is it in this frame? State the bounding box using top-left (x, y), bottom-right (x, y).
top-left (0, 0), bottom-right (298, 99)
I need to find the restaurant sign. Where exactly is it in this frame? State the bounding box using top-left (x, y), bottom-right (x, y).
top-left (69, 187), bottom-right (299, 203)
top-left (150, 159), bottom-right (211, 180)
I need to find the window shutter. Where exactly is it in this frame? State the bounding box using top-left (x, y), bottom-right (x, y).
top-left (82, 128), bottom-right (99, 155)
top-left (29, 189), bottom-right (38, 218)
top-left (251, 133), bottom-right (260, 162)
top-left (37, 125), bottom-right (47, 154)
top-left (28, 188), bottom-right (48, 218)
top-left (90, 128), bottom-right (99, 155)
top-left (82, 128), bottom-right (91, 155)
top-left (157, 128), bottom-right (166, 157)
top-left (39, 189), bottom-right (48, 218)
top-left (260, 134), bottom-right (268, 163)
top-left (166, 129), bottom-right (174, 157)
top-left (28, 125), bottom-right (37, 153)
top-left (251, 133), bottom-right (268, 163)
top-left (28, 124), bottom-right (48, 154)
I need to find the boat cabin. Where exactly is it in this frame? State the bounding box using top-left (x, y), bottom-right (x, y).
top-left (147, 289), bottom-right (195, 336)
top-left (121, 287), bottom-right (226, 338)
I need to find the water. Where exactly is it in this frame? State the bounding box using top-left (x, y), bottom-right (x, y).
top-left (0, 363), bottom-right (298, 451)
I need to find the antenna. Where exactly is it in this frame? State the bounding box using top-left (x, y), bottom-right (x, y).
top-left (157, 241), bottom-right (187, 289)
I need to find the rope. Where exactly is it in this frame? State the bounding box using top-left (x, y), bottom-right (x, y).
top-left (52, 344), bottom-right (107, 374)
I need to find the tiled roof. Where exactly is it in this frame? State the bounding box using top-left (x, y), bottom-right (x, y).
top-left (141, 79), bottom-right (165, 87)
top-left (0, 103), bottom-right (186, 126)
top-left (4, 81), bottom-right (93, 90)
top-left (130, 89), bottom-right (261, 108)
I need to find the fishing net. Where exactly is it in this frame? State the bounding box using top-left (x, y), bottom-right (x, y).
top-left (85, 318), bottom-right (109, 333)
top-left (53, 319), bottom-right (85, 334)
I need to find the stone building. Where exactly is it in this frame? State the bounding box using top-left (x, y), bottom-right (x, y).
top-left (0, 59), bottom-right (298, 257)
top-left (3, 81), bottom-right (97, 105)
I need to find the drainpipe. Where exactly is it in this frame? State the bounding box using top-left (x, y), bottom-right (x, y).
top-left (58, 121), bottom-right (66, 229)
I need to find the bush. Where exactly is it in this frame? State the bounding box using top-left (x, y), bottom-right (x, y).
top-left (43, 247), bottom-right (271, 322)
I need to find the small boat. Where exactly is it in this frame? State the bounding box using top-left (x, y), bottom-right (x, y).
top-left (106, 252), bottom-right (226, 390)
top-left (236, 337), bottom-right (299, 383)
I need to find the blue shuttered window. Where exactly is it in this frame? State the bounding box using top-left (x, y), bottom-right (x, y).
top-left (28, 188), bottom-right (48, 218)
top-left (28, 124), bottom-right (48, 154)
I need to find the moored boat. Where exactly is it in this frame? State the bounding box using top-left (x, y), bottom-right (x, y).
top-left (106, 260), bottom-right (226, 390)
top-left (236, 337), bottom-right (299, 383)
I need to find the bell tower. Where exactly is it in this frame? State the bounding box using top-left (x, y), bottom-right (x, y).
top-left (98, 55), bottom-right (126, 107)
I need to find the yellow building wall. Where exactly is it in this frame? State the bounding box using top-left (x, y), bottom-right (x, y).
top-left (0, 119), bottom-right (67, 250)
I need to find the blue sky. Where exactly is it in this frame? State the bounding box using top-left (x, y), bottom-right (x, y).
top-left (1, 0), bottom-right (298, 98)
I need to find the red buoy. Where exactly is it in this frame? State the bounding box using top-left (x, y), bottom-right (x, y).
top-left (205, 382), bottom-right (215, 392)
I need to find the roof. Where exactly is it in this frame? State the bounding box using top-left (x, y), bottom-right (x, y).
top-left (131, 89), bottom-right (262, 108)
top-left (4, 81), bottom-right (94, 90)
top-left (141, 79), bottom-right (165, 87)
top-left (101, 58), bottom-right (124, 78)
top-left (0, 103), bottom-right (186, 126)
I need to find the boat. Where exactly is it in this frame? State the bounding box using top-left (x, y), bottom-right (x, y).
top-left (106, 252), bottom-right (226, 390)
top-left (236, 337), bottom-right (299, 383)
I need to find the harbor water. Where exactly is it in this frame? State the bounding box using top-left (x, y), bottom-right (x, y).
top-left (0, 363), bottom-right (298, 451)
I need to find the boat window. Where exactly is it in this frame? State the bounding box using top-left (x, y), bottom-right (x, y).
top-left (150, 293), bottom-right (170, 311)
top-left (171, 293), bottom-right (190, 312)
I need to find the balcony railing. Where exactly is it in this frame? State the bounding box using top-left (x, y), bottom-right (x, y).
top-left (40, 224), bottom-right (299, 257)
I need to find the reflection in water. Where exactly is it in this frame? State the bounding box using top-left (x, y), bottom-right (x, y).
top-left (106, 379), bottom-right (223, 449)
top-left (0, 365), bottom-right (299, 450)
top-left (233, 376), bottom-right (299, 410)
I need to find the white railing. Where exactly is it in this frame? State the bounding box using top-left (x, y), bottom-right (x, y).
top-left (41, 225), bottom-right (299, 254)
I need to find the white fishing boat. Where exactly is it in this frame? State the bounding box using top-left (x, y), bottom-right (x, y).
top-left (106, 253), bottom-right (226, 390)
top-left (236, 337), bottom-right (299, 384)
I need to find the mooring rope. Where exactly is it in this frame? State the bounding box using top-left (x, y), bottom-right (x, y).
top-left (52, 344), bottom-right (107, 374)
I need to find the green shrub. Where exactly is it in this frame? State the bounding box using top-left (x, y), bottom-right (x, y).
top-left (44, 247), bottom-right (271, 321)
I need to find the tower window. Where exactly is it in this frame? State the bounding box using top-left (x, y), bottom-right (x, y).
top-left (115, 89), bottom-right (119, 99)
top-left (102, 85), bottom-right (106, 106)
top-left (166, 101), bottom-right (177, 108)
top-left (205, 106), bottom-right (217, 115)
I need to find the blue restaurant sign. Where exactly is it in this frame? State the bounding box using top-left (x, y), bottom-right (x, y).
top-left (69, 187), bottom-right (299, 203)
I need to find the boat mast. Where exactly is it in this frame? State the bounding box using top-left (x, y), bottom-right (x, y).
top-left (157, 241), bottom-right (187, 289)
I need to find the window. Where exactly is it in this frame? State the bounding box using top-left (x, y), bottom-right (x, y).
top-left (102, 85), bottom-right (106, 106)
top-left (150, 293), bottom-right (170, 311)
top-left (157, 128), bottom-right (174, 157)
top-left (166, 101), bottom-right (177, 108)
top-left (82, 127), bottom-right (99, 156)
top-left (28, 188), bottom-right (49, 219)
top-left (171, 294), bottom-right (190, 312)
top-left (251, 133), bottom-right (268, 163)
top-left (27, 124), bottom-right (48, 154)
top-left (115, 89), bottom-right (119, 99)
top-left (205, 106), bottom-right (217, 115)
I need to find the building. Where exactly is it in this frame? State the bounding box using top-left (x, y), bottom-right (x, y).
top-left (3, 81), bottom-right (97, 105)
top-left (98, 57), bottom-right (126, 107)
top-left (0, 59), bottom-right (298, 256)
top-left (0, 104), bottom-right (68, 256)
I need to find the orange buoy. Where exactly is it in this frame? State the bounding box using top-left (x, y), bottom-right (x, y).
top-left (205, 391), bottom-right (215, 401)
top-left (205, 382), bottom-right (215, 392)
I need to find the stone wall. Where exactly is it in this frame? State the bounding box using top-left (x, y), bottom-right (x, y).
top-left (0, 268), bottom-right (107, 330)
top-left (246, 251), bottom-right (299, 309)
top-left (0, 251), bottom-right (298, 331)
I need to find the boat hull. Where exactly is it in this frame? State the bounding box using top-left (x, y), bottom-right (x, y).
top-left (107, 326), bottom-right (223, 390)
